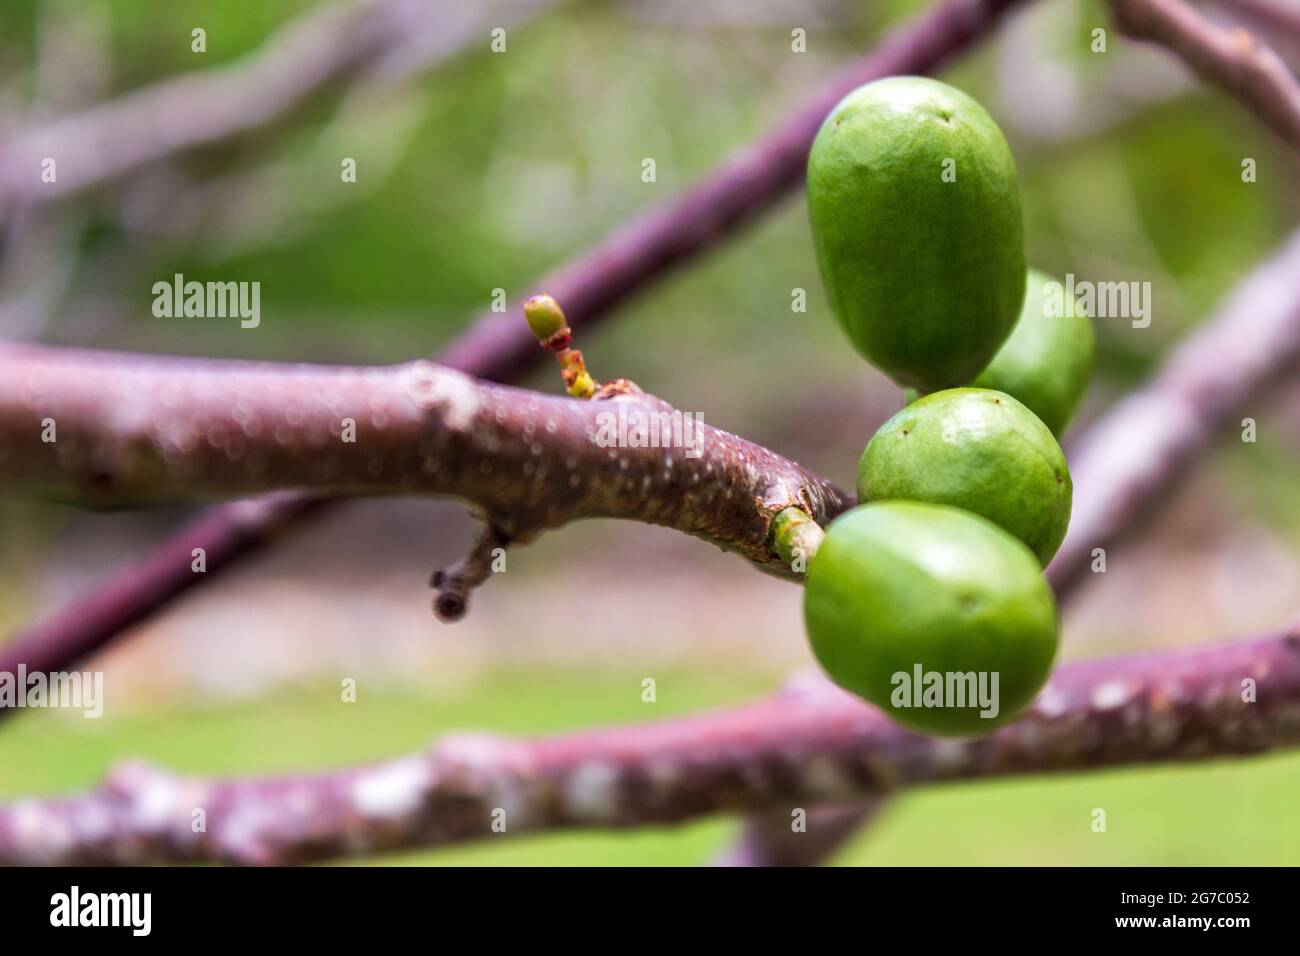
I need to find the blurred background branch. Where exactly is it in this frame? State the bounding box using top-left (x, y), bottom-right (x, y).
top-left (1, 627), bottom-right (1295, 865)
top-left (0, 0), bottom-right (556, 215)
top-left (1108, 0), bottom-right (1300, 148)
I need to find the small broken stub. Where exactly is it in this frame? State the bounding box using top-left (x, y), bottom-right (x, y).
top-left (429, 524), bottom-right (511, 623)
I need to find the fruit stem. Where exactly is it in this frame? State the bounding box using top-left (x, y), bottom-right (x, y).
top-left (523, 293), bottom-right (599, 399)
top-left (770, 506), bottom-right (825, 574)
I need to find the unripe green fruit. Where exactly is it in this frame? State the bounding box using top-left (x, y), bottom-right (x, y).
top-left (898, 271), bottom-right (1095, 432)
top-left (804, 502), bottom-right (1059, 736)
top-left (972, 269), bottom-right (1094, 435)
top-left (807, 76), bottom-right (1025, 393)
top-left (858, 388), bottom-right (1071, 566)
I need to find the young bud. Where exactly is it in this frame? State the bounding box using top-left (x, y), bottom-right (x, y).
top-left (524, 293), bottom-right (569, 344)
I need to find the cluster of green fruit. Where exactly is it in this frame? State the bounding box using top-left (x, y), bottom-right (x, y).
top-left (799, 76), bottom-right (1094, 736)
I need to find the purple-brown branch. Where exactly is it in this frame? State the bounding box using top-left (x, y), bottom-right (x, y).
top-left (1224, 0), bottom-right (1300, 43)
top-left (1108, 0), bottom-right (1300, 149)
top-left (0, 0), bottom-right (1030, 697)
top-left (1, 629), bottom-right (1295, 865)
top-left (0, 345), bottom-right (852, 575)
top-left (1048, 227), bottom-right (1300, 597)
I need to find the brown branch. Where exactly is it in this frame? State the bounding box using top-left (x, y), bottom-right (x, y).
top-left (1223, 0), bottom-right (1300, 43)
top-left (0, 345), bottom-right (853, 577)
top-left (713, 674), bottom-right (883, 867)
top-left (1108, 0), bottom-right (1300, 149)
top-left (430, 524), bottom-right (512, 622)
top-left (1048, 226), bottom-right (1300, 597)
top-left (0, 629), bottom-right (1294, 866)
top-left (715, 804), bottom-right (882, 868)
top-left (0, 0), bottom-right (1030, 704)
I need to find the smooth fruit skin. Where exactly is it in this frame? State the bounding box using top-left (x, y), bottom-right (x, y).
top-left (804, 502), bottom-right (1059, 736)
top-left (807, 76), bottom-right (1026, 392)
top-left (972, 269), bottom-right (1095, 435)
top-left (858, 387), bottom-right (1071, 566)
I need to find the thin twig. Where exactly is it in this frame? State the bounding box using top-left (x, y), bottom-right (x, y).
top-left (430, 524), bottom-right (512, 622)
top-left (1049, 226), bottom-right (1300, 597)
top-left (1223, 0), bottom-right (1300, 42)
top-left (0, 0), bottom-right (554, 215)
top-left (1107, 0), bottom-right (1300, 149)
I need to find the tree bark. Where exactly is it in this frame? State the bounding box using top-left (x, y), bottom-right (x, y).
top-left (1, 629), bottom-right (1294, 865)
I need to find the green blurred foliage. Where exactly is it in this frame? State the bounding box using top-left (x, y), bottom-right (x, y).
top-left (3, 0), bottom-right (1291, 380)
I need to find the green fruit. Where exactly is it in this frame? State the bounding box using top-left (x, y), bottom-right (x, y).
top-left (973, 269), bottom-right (1094, 435)
top-left (804, 502), bottom-right (1059, 736)
top-left (807, 76), bottom-right (1025, 392)
top-left (858, 387), bottom-right (1071, 565)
